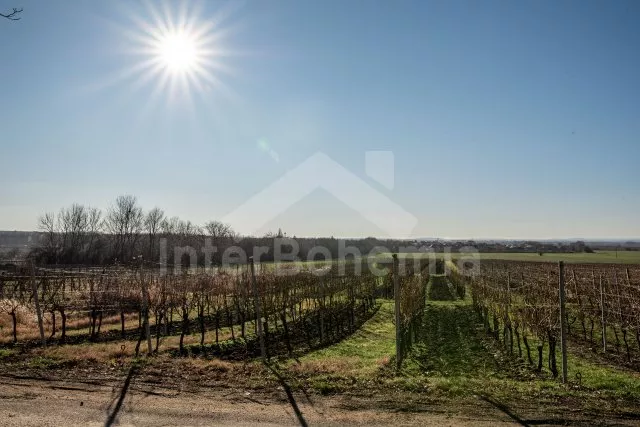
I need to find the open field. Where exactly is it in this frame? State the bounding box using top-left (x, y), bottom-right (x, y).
top-left (474, 250), bottom-right (640, 264)
top-left (384, 250), bottom-right (640, 264)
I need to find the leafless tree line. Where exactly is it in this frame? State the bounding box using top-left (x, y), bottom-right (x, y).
top-left (35, 195), bottom-right (236, 265)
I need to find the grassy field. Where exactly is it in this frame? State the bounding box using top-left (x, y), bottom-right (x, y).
top-left (383, 250), bottom-right (640, 264)
top-left (476, 250), bottom-right (640, 264)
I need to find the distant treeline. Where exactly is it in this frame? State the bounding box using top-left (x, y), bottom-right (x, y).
top-left (2, 194), bottom-right (637, 265)
top-left (26, 195), bottom-right (417, 266)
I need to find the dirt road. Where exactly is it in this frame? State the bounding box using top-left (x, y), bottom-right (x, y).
top-left (0, 375), bottom-right (524, 426)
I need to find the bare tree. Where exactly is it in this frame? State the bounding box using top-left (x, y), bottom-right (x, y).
top-left (85, 207), bottom-right (103, 261)
top-left (36, 205), bottom-right (102, 263)
top-left (204, 220), bottom-right (235, 264)
top-left (159, 216), bottom-right (181, 265)
top-left (176, 220), bottom-right (202, 251)
top-left (160, 216), bottom-right (180, 236)
top-left (38, 212), bottom-right (59, 262)
top-left (105, 195), bottom-right (144, 262)
top-left (58, 204), bottom-right (89, 261)
top-left (145, 207), bottom-right (165, 262)
top-left (1, 7), bottom-right (22, 20)
top-left (177, 220), bottom-right (201, 238)
top-left (204, 220), bottom-right (233, 240)
top-left (173, 220), bottom-right (202, 268)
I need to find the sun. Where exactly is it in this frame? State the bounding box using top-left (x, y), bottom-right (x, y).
top-left (156, 31), bottom-right (199, 73)
top-left (108, 1), bottom-right (239, 107)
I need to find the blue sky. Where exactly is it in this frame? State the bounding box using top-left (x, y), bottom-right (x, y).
top-left (1, 0), bottom-right (639, 239)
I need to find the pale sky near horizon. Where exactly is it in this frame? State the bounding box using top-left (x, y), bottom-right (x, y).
top-left (1, 0), bottom-right (639, 239)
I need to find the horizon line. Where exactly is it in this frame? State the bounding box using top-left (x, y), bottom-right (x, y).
top-left (1, 229), bottom-right (639, 242)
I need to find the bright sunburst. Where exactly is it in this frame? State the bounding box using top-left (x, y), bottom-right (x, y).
top-left (109, 1), bottom-right (238, 108)
top-left (156, 31), bottom-right (199, 73)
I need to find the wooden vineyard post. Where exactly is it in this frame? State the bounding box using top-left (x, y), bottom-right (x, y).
top-left (393, 254), bottom-right (402, 369)
top-left (320, 276), bottom-right (325, 343)
top-left (30, 260), bottom-right (46, 347)
top-left (249, 257), bottom-right (266, 360)
top-left (558, 261), bottom-right (568, 384)
top-left (142, 282), bottom-right (152, 355)
top-left (506, 272), bottom-right (511, 351)
top-left (599, 274), bottom-right (607, 353)
top-left (140, 261), bottom-right (153, 355)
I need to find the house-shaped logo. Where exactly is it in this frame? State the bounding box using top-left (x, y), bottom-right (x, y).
top-left (222, 151), bottom-right (418, 237)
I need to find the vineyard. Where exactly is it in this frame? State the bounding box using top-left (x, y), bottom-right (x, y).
top-left (389, 254), bottom-right (430, 367)
top-left (470, 260), bottom-right (640, 376)
top-left (3, 257), bottom-right (640, 374)
top-left (2, 256), bottom-right (640, 423)
top-left (0, 263), bottom-right (383, 358)
top-left (0, 258), bottom-right (436, 363)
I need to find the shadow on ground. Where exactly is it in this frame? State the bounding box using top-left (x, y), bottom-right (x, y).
top-left (409, 303), bottom-right (500, 377)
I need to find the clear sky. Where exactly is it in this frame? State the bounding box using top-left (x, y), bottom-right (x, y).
top-left (1, 0), bottom-right (639, 239)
